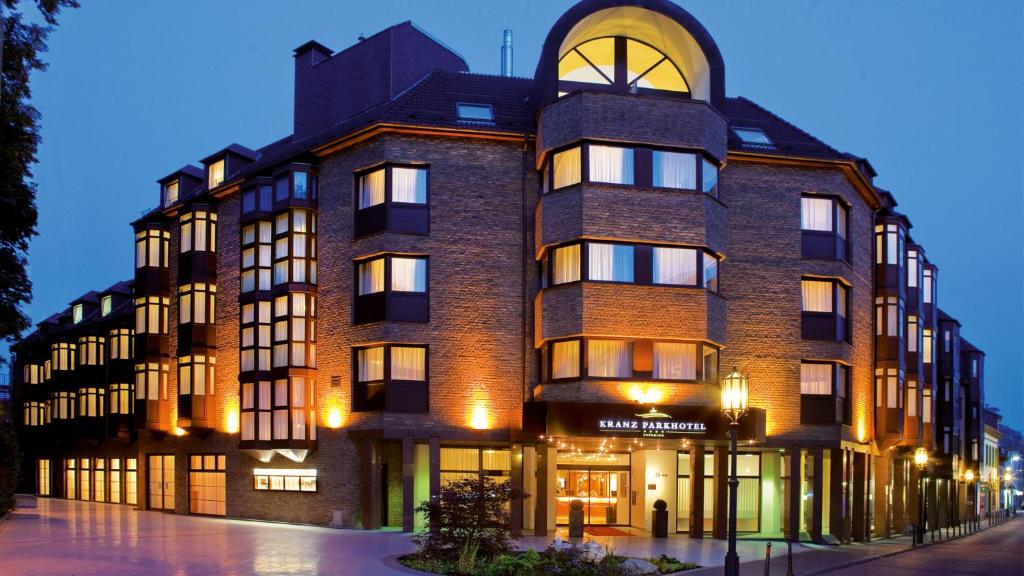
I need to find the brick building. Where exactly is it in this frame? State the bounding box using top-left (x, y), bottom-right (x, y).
top-left (10, 0), bottom-right (992, 541)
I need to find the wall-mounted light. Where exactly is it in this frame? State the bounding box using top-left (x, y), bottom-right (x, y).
top-left (327, 408), bottom-right (343, 429)
top-left (470, 405), bottom-right (491, 430)
top-left (225, 409), bottom-right (239, 434)
top-left (174, 427), bottom-right (187, 437)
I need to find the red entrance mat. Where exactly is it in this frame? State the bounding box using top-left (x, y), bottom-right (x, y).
top-left (584, 526), bottom-right (633, 537)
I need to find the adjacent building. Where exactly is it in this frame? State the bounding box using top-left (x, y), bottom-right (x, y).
top-left (9, 0), bottom-right (1003, 540)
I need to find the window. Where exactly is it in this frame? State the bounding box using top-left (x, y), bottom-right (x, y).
top-left (72, 303), bottom-right (84, 324)
top-left (440, 447), bottom-right (511, 487)
top-left (242, 183), bottom-right (274, 215)
top-left (163, 179), bottom-right (179, 207)
top-left (733, 127), bottom-right (774, 148)
top-left (178, 355), bottom-right (215, 396)
top-left (208, 159), bottom-right (225, 189)
top-left (358, 169), bottom-right (385, 208)
top-left (51, 391), bottom-right (76, 420)
top-left (558, 37), bottom-right (687, 94)
top-left (253, 468), bottom-right (317, 492)
top-left (922, 329), bottom-right (934, 364)
top-left (109, 383), bottom-right (133, 415)
top-left (135, 296), bottom-right (169, 335)
top-left (457, 103), bottom-right (494, 122)
top-left (272, 209), bottom-right (317, 286)
top-left (800, 363), bottom-right (833, 395)
top-left (189, 455), bottom-right (227, 516)
top-left (135, 229), bottom-right (169, 269)
top-left (77, 336), bottom-right (105, 366)
top-left (355, 165), bottom-right (427, 236)
top-left (875, 296), bottom-right (903, 338)
top-left (109, 328), bottom-right (133, 360)
top-left (589, 145), bottom-right (634, 185)
top-left (943, 329), bottom-right (951, 353)
top-left (552, 244), bottom-right (581, 285)
top-left (270, 169), bottom-right (316, 203)
top-left (923, 268), bottom-right (934, 304)
top-left (354, 255), bottom-right (429, 324)
top-left (180, 211), bottom-right (217, 253)
top-left (652, 151), bottom-right (696, 189)
top-left (23, 364), bottom-right (41, 385)
top-left (587, 339), bottom-right (632, 378)
top-left (552, 147), bottom-right (581, 189)
top-left (907, 380), bottom-right (918, 417)
top-left (801, 278), bottom-right (848, 341)
top-left (37, 460), bottom-right (50, 496)
top-left (101, 295), bottom-right (113, 316)
top-left (179, 283), bottom-right (216, 325)
top-left (134, 362), bottom-right (168, 402)
top-left (702, 158), bottom-right (719, 197)
top-left (801, 195), bottom-right (848, 260)
top-left (271, 292), bottom-right (317, 369)
top-left (971, 359), bottom-right (978, 378)
top-left (875, 223), bottom-right (904, 266)
top-left (240, 375), bottom-right (317, 443)
top-left (241, 222), bottom-right (273, 292)
top-left (908, 315), bottom-right (919, 352)
top-left (588, 243), bottom-right (634, 282)
top-left (908, 250), bottom-right (919, 288)
top-left (551, 340), bottom-right (580, 379)
top-left (875, 367), bottom-right (903, 409)
top-left (800, 362), bottom-right (850, 424)
top-left (23, 402), bottom-right (45, 426)
top-left (240, 301), bottom-right (271, 372)
top-left (652, 342), bottom-right (697, 380)
top-left (703, 252), bottom-right (719, 293)
top-left (653, 247), bottom-right (697, 286)
top-left (77, 387), bottom-right (105, 417)
top-left (353, 344), bottom-right (428, 412)
top-left (50, 342), bottom-right (76, 372)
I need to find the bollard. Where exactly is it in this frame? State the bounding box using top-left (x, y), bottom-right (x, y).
top-left (786, 539), bottom-right (795, 576)
top-left (911, 524), bottom-right (916, 547)
top-left (764, 542), bottom-right (771, 576)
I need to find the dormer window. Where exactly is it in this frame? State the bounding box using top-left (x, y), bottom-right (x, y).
top-left (733, 127), bottom-right (774, 148)
top-left (163, 180), bottom-right (179, 207)
top-left (72, 304), bottom-right (84, 324)
top-left (101, 295), bottom-right (113, 316)
top-left (457, 103), bottom-right (494, 123)
top-left (208, 159), bottom-right (225, 189)
top-left (558, 37), bottom-right (688, 95)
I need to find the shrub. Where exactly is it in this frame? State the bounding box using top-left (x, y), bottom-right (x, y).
top-left (413, 476), bottom-right (526, 564)
top-left (0, 424), bottom-right (20, 514)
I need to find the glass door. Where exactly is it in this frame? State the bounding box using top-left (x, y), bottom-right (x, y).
top-left (148, 454), bottom-right (175, 511)
top-left (555, 452), bottom-right (630, 526)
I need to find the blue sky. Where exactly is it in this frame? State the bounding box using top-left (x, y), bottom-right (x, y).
top-left (13, 1), bottom-right (1023, 428)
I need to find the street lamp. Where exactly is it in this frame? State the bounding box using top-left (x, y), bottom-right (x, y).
top-left (721, 367), bottom-right (749, 576)
top-left (914, 448), bottom-right (928, 545)
top-left (964, 469), bottom-right (975, 531)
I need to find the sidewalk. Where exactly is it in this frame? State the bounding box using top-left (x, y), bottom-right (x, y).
top-left (685, 516), bottom-right (1022, 576)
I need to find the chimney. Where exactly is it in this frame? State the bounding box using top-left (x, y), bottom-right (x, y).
top-left (501, 29), bottom-right (513, 77)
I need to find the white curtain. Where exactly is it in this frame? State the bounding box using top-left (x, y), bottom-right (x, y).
top-left (589, 145), bottom-right (634, 185)
top-left (195, 220), bottom-right (207, 251)
top-left (358, 259), bottom-right (384, 295)
top-left (588, 243), bottom-right (633, 282)
top-left (702, 157), bottom-right (718, 194)
top-left (358, 347), bottom-right (384, 382)
top-left (391, 257), bottom-right (426, 292)
top-left (551, 340), bottom-right (580, 379)
top-left (653, 247), bottom-right (696, 285)
top-left (703, 253), bottom-right (718, 291)
top-left (653, 151), bottom-right (696, 189)
top-left (801, 280), bottom-right (833, 312)
top-left (800, 363), bottom-right (832, 395)
top-left (359, 169), bottom-right (386, 208)
top-left (553, 147), bottom-right (581, 189)
top-left (801, 197), bottom-right (833, 231)
top-left (180, 221), bottom-right (192, 253)
top-left (391, 347), bottom-right (425, 380)
top-left (588, 340), bottom-right (631, 377)
top-left (392, 167), bottom-right (427, 203)
top-left (553, 244), bottom-right (581, 284)
top-left (653, 342), bottom-right (697, 380)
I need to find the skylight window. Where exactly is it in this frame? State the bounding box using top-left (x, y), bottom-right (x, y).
top-left (457, 103), bottom-right (494, 122)
top-left (733, 127), bottom-right (774, 148)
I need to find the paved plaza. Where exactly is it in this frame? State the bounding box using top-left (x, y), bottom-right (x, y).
top-left (0, 496), bottom-right (1019, 575)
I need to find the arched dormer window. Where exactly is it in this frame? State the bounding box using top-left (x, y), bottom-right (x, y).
top-left (558, 36), bottom-right (689, 96)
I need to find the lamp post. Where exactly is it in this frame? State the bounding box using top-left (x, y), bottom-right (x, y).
top-left (964, 469), bottom-right (975, 531)
top-left (914, 447), bottom-right (928, 545)
top-left (721, 367), bottom-right (749, 576)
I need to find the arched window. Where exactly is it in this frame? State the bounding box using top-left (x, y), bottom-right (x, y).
top-left (558, 36), bottom-right (689, 95)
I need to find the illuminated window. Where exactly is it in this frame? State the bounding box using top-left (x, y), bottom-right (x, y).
top-left (551, 244), bottom-right (581, 285)
top-left (923, 268), bottom-right (934, 304)
top-left (652, 150), bottom-right (696, 189)
top-left (109, 459), bottom-right (121, 504)
top-left (801, 278), bottom-right (848, 341)
top-left (875, 296), bottom-right (903, 338)
top-left (355, 165), bottom-right (427, 236)
top-left (550, 339), bottom-right (580, 380)
top-left (253, 468), bottom-right (317, 492)
top-left (135, 296), bottom-right (169, 335)
top-left (51, 391), bottom-right (76, 420)
top-left (875, 367), bottom-right (903, 410)
top-left (189, 455), bottom-right (226, 516)
top-left (134, 229), bottom-right (169, 269)
top-left (241, 221), bottom-right (273, 292)
top-left (72, 303), bottom-right (84, 324)
top-left (22, 402), bottom-right (45, 426)
top-left (354, 255), bottom-right (428, 324)
top-left (178, 355), bottom-right (216, 396)
top-left (37, 460), bottom-right (50, 496)
top-left (178, 283), bottom-right (216, 325)
top-left (875, 223), bottom-right (904, 266)
top-left (77, 336), bottom-right (105, 366)
top-left (180, 210), bottom-right (217, 253)
top-left (272, 209), bottom-right (317, 286)
top-left (271, 292), bottom-right (316, 369)
top-left (208, 159), bottom-right (225, 189)
top-left (240, 301), bottom-right (271, 372)
top-left (163, 179), bottom-right (179, 207)
top-left (241, 377), bottom-right (315, 442)
top-left (588, 339), bottom-right (632, 378)
top-left (542, 241), bottom-right (718, 290)
top-left (78, 387), bottom-right (105, 417)
top-left (101, 295), bottom-right (113, 316)
top-left (50, 342), bottom-right (76, 372)
top-left (109, 383), bottom-right (133, 415)
top-left (552, 147), bottom-right (581, 190)
top-left (125, 458), bottom-right (138, 505)
top-left (922, 329), bottom-right (934, 364)
top-left (802, 195), bottom-right (848, 261)
top-left (440, 448), bottom-right (511, 486)
top-left (588, 144), bottom-right (634, 185)
top-left (588, 243), bottom-right (634, 282)
top-left (134, 362), bottom-right (168, 402)
top-left (353, 344), bottom-right (427, 413)
top-left (558, 37), bottom-right (687, 94)
top-left (109, 328), bottom-right (133, 360)
top-left (23, 364), bottom-right (41, 385)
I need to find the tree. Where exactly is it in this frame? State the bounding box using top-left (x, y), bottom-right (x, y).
top-left (0, 0), bottom-right (79, 343)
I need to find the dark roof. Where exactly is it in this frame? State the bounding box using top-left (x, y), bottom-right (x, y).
top-left (201, 143), bottom-right (258, 164)
top-left (721, 96), bottom-right (855, 162)
top-left (960, 337), bottom-right (984, 355)
top-left (938, 309), bottom-right (962, 326)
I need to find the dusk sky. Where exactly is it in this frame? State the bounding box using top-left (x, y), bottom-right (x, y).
top-left (12, 1), bottom-right (1023, 428)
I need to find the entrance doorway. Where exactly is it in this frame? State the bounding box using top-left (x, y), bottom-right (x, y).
top-left (148, 454), bottom-right (175, 511)
top-left (556, 452), bottom-right (630, 526)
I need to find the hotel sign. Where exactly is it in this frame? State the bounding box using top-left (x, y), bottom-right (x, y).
top-left (598, 407), bottom-right (708, 438)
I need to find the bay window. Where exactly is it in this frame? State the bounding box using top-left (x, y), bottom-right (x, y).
top-left (875, 223), bottom-right (904, 267)
top-left (77, 336), bottom-right (105, 367)
top-left (78, 387), bottom-right (105, 418)
top-left (875, 296), bottom-right (903, 338)
top-left (801, 195), bottom-right (848, 260)
top-left (907, 249), bottom-right (920, 288)
top-left (588, 243), bottom-right (634, 282)
top-left (923, 268), bottom-right (934, 304)
top-left (178, 355), bottom-right (215, 396)
top-left (589, 145), bottom-right (634, 185)
top-left (134, 362), bottom-right (168, 402)
top-left (241, 221), bottom-right (273, 293)
top-left (799, 361), bottom-right (851, 424)
top-left (550, 339), bottom-right (581, 380)
top-left (652, 342), bottom-right (697, 380)
top-left (272, 209), bottom-right (317, 286)
top-left (922, 329), bottom-right (934, 364)
top-left (180, 211), bottom-right (217, 253)
top-left (653, 150), bottom-right (696, 189)
top-left (354, 254), bottom-right (428, 324)
top-left (240, 380), bottom-right (272, 441)
top-left (544, 143), bottom-right (718, 195)
top-left (51, 391), bottom-right (76, 420)
top-left (588, 339), bottom-right (632, 378)
top-left (134, 296), bottom-right (169, 335)
top-left (922, 387), bottom-right (932, 423)
top-left (271, 292), bottom-right (317, 369)
top-left (109, 383), bottom-right (132, 415)
top-left (353, 344), bottom-right (428, 413)
top-left (23, 402), bottom-right (45, 426)
top-left (907, 315), bottom-right (919, 353)
top-left (274, 169), bottom-right (316, 202)
top-left (240, 301), bottom-right (272, 372)
top-left (266, 376), bottom-right (316, 441)
top-left (907, 379), bottom-right (918, 418)
top-left (543, 338), bottom-right (717, 383)
top-left (801, 278), bottom-right (849, 341)
top-left (23, 364), bottom-right (41, 385)
top-left (241, 182), bottom-right (273, 215)
top-left (543, 241), bottom-right (720, 290)
top-left (355, 164), bottom-right (428, 236)
top-left (109, 328), bottom-right (133, 360)
top-left (50, 342), bottom-right (76, 372)
top-left (179, 283), bottom-right (216, 325)
top-left (135, 229), bottom-right (169, 269)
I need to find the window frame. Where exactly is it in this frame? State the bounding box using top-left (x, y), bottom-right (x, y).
top-left (800, 194), bottom-right (850, 262)
top-left (556, 35), bottom-right (691, 98)
top-left (541, 240), bottom-right (720, 292)
top-left (352, 344), bottom-right (429, 413)
top-left (543, 337), bottom-right (718, 384)
top-left (353, 163), bottom-right (430, 237)
top-left (353, 254), bottom-right (430, 325)
top-left (732, 126), bottom-right (775, 148)
top-left (800, 277), bottom-right (850, 342)
top-left (179, 210), bottom-right (218, 254)
top-left (456, 102), bottom-right (495, 123)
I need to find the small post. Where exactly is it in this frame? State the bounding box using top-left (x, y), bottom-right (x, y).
top-left (911, 524), bottom-right (916, 547)
top-left (764, 541), bottom-right (771, 576)
top-left (785, 539), bottom-right (795, 576)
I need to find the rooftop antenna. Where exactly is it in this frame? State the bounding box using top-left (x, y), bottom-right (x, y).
top-left (501, 29), bottom-right (513, 77)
